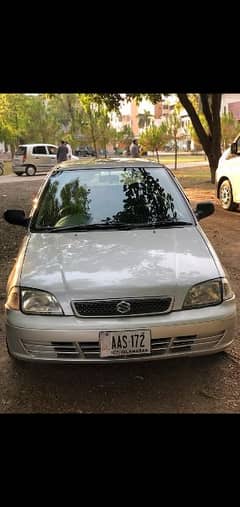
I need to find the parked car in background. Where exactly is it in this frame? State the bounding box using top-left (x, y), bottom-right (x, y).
top-left (13, 143), bottom-right (78, 176)
top-left (3, 158), bottom-right (236, 364)
top-left (74, 146), bottom-right (97, 157)
top-left (216, 134), bottom-right (240, 210)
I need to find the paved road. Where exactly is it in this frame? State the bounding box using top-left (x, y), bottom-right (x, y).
top-left (0, 162), bottom-right (209, 184)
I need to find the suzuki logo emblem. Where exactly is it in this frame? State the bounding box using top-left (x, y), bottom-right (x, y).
top-left (116, 301), bottom-right (131, 314)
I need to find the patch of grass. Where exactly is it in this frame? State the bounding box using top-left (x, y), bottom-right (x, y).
top-left (146, 154), bottom-right (206, 163)
top-left (172, 165), bottom-right (213, 188)
top-left (172, 166), bottom-right (214, 190)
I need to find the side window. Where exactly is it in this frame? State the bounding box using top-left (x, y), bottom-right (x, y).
top-left (15, 146), bottom-right (26, 156)
top-left (32, 146), bottom-right (47, 155)
top-left (47, 146), bottom-right (57, 155)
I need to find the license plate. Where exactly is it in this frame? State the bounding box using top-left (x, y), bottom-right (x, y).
top-left (99, 329), bottom-right (151, 358)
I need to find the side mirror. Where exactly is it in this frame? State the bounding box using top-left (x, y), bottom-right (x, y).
top-left (231, 142), bottom-right (237, 154)
top-left (3, 209), bottom-right (30, 227)
top-left (195, 202), bottom-right (215, 221)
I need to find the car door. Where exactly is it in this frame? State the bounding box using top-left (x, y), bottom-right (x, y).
top-left (31, 145), bottom-right (49, 172)
top-left (223, 139), bottom-right (240, 202)
top-left (47, 145), bottom-right (58, 169)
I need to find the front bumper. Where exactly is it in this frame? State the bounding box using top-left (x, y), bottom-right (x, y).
top-left (5, 298), bottom-right (237, 363)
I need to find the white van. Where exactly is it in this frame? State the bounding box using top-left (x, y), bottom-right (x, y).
top-left (13, 144), bottom-right (59, 176)
top-left (216, 135), bottom-right (240, 210)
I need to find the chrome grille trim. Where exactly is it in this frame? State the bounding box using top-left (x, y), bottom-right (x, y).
top-left (72, 296), bottom-right (174, 318)
top-left (21, 332), bottom-right (225, 360)
top-left (21, 340), bottom-right (81, 358)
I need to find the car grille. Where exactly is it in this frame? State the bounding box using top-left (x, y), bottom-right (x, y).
top-left (72, 297), bottom-right (173, 317)
top-left (21, 332), bottom-right (224, 360)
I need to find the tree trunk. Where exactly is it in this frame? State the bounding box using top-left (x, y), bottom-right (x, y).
top-left (10, 144), bottom-right (15, 158)
top-left (156, 149), bottom-right (159, 163)
top-left (206, 145), bottom-right (222, 183)
top-left (177, 94), bottom-right (222, 184)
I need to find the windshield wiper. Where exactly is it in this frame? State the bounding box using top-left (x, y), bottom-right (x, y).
top-left (33, 223), bottom-right (134, 232)
top-left (33, 220), bottom-right (192, 233)
top-left (152, 220), bottom-right (193, 227)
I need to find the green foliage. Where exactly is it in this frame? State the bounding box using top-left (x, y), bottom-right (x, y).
top-left (76, 94), bottom-right (118, 154)
top-left (139, 123), bottom-right (170, 159)
top-left (221, 112), bottom-right (240, 149)
top-left (116, 125), bottom-right (135, 151)
top-left (166, 111), bottom-right (181, 138)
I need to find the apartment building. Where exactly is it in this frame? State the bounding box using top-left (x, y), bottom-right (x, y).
top-left (110, 95), bottom-right (177, 137)
top-left (111, 94), bottom-right (240, 152)
top-left (221, 94), bottom-right (240, 120)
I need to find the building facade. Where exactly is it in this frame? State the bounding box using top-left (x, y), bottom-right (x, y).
top-left (221, 94), bottom-right (240, 119)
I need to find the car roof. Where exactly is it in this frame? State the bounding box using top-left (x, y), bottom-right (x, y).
top-left (18, 143), bottom-right (57, 147)
top-left (54, 157), bottom-right (167, 171)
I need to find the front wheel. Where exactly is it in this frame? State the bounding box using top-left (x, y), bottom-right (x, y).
top-left (219, 180), bottom-right (238, 211)
top-left (25, 165), bottom-right (36, 176)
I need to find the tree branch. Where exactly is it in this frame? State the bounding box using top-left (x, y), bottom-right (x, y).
top-left (200, 94), bottom-right (214, 134)
top-left (177, 94), bottom-right (210, 152)
top-left (211, 94), bottom-right (222, 153)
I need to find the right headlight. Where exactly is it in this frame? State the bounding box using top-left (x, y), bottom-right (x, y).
top-left (21, 288), bottom-right (63, 315)
top-left (183, 277), bottom-right (234, 310)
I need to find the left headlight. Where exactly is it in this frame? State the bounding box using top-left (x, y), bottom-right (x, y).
top-left (21, 288), bottom-right (63, 315)
top-left (183, 278), bottom-right (234, 310)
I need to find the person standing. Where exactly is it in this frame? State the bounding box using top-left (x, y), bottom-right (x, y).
top-left (65, 141), bottom-right (72, 160)
top-left (130, 139), bottom-right (140, 157)
top-left (57, 140), bottom-right (68, 163)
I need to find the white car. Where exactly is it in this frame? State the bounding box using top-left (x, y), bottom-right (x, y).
top-left (3, 158), bottom-right (237, 364)
top-left (216, 136), bottom-right (240, 210)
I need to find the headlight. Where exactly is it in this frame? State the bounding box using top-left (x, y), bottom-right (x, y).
top-left (21, 288), bottom-right (63, 315)
top-left (6, 287), bottom-right (20, 310)
top-left (183, 278), bottom-right (233, 310)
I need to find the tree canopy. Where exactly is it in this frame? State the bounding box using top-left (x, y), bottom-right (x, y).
top-left (0, 92), bottom-right (229, 183)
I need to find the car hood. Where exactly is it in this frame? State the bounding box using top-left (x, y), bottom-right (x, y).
top-left (20, 227), bottom-right (220, 312)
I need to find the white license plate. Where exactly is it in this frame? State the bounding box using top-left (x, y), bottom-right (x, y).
top-left (99, 329), bottom-right (151, 358)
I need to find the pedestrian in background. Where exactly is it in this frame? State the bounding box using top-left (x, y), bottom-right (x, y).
top-left (65, 141), bottom-right (72, 160)
top-left (57, 140), bottom-right (68, 163)
top-left (130, 139), bottom-right (140, 157)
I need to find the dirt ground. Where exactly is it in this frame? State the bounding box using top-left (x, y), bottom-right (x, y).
top-left (0, 177), bottom-right (240, 413)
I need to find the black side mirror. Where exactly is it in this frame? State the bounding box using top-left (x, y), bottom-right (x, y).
top-left (231, 142), bottom-right (237, 154)
top-left (3, 209), bottom-right (30, 227)
top-left (195, 202), bottom-right (215, 221)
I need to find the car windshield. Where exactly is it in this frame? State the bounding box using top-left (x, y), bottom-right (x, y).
top-left (31, 166), bottom-right (194, 231)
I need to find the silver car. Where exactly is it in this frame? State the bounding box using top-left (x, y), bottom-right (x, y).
top-left (12, 143), bottom-right (78, 177)
top-left (3, 159), bottom-right (237, 363)
top-left (12, 144), bottom-right (59, 176)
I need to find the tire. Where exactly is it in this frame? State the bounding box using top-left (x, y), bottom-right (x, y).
top-left (25, 165), bottom-right (36, 177)
top-left (219, 179), bottom-right (238, 211)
